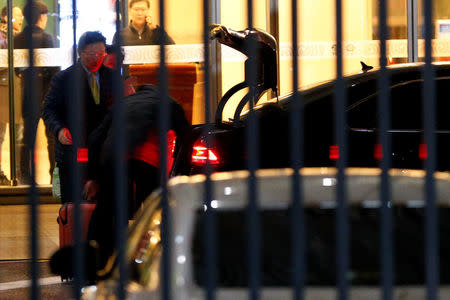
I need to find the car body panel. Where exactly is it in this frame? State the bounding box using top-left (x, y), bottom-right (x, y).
top-left (84, 167), bottom-right (450, 299)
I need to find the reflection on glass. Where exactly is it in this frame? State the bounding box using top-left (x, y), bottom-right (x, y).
top-left (14, 1), bottom-right (59, 185)
top-left (372, 0), bottom-right (408, 65)
top-left (128, 205), bottom-right (162, 288)
top-left (0, 5), bottom-right (24, 186)
top-left (114, 0), bottom-right (175, 46)
top-left (418, 0), bottom-right (450, 61)
top-left (277, 0), bottom-right (409, 95)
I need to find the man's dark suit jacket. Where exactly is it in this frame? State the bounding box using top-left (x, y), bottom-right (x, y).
top-left (43, 62), bottom-right (114, 164)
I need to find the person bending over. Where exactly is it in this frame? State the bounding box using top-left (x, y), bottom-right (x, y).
top-left (83, 84), bottom-right (189, 270)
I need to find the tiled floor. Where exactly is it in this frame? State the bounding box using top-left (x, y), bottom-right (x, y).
top-left (0, 204), bottom-right (60, 260)
top-left (0, 204), bottom-right (74, 300)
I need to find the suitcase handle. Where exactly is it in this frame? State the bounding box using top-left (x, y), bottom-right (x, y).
top-left (57, 203), bottom-right (69, 226)
top-left (57, 199), bottom-right (96, 226)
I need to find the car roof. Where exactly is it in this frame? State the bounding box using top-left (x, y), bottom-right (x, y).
top-left (251, 62), bottom-right (450, 111)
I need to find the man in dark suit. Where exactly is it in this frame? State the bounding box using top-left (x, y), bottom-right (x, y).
top-left (43, 31), bottom-right (114, 203)
top-left (14, 1), bottom-right (59, 184)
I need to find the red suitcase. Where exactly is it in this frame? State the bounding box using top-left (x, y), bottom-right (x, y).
top-left (57, 202), bottom-right (96, 248)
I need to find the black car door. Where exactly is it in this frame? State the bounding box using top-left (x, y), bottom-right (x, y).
top-left (347, 77), bottom-right (450, 171)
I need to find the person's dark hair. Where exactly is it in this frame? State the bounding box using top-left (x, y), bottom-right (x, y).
top-left (1, 5), bottom-right (19, 20)
top-left (78, 31), bottom-right (107, 54)
top-left (129, 0), bottom-right (150, 8)
top-left (103, 44), bottom-right (125, 68)
top-left (106, 44), bottom-right (124, 60)
top-left (23, 1), bottom-right (48, 26)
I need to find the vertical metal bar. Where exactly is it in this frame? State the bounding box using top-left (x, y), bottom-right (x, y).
top-left (159, 0), bottom-right (171, 300)
top-left (266, 0), bottom-right (279, 98)
top-left (407, 0), bottom-right (419, 62)
top-left (209, 0), bottom-right (221, 119)
top-left (246, 1), bottom-right (260, 300)
top-left (247, 99), bottom-right (260, 300)
top-left (334, 0), bottom-right (348, 299)
top-left (23, 0), bottom-right (40, 299)
top-left (290, 1), bottom-right (305, 300)
top-left (422, 0), bottom-right (438, 299)
top-left (52, 0), bottom-right (60, 45)
top-left (6, 0), bottom-right (16, 186)
top-left (377, 0), bottom-right (393, 300)
top-left (122, 0), bottom-right (129, 28)
top-left (70, 1), bottom-right (84, 298)
top-left (203, 1), bottom-right (216, 300)
top-left (112, 1), bottom-right (126, 299)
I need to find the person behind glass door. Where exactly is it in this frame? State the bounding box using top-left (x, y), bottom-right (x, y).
top-left (103, 44), bottom-right (136, 96)
top-left (43, 31), bottom-right (115, 204)
top-left (14, 1), bottom-right (59, 184)
top-left (112, 0), bottom-right (175, 46)
top-left (0, 5), bottom-right (23, 185)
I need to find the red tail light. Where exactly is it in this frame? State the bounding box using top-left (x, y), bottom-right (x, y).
top-left (374, 143), bottom-right (382, 160)
top-left (419, 143), bottom-right (427, 160)
top-left (329, 145), bottom-right (339, 160)
top-left (191, 140), bottom-right (221, 166)
top-left (77, 148), bottom-right (88, 162)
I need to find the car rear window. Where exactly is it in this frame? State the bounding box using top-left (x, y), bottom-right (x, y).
top-left (192, 206), bottom-right (450, 287)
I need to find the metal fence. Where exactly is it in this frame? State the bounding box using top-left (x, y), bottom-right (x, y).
top-left (6, 0), bottom-right (440, 299)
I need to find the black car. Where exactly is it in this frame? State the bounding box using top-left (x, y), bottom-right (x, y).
top-left (172, 26), bottom-right (450, 176)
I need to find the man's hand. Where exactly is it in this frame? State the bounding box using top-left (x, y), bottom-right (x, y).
top-left (58, 128), bottom-right (73, 145)
top-left (83, 180), bottom-right (99, 200)
top-left (146, 15), bottom-right (156, 30)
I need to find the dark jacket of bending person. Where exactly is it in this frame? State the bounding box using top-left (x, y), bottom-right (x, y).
top-left (84, 84), bottom-right (189, 271)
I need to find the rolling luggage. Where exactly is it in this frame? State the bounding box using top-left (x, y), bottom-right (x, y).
top-left (57, 201), bottom-right (96, 248)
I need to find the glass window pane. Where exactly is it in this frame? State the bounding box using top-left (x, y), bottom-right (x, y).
top-left (278, 0), bottom-right (408, 95)
top-left (0, 75), bottom-right (10, 186)
top-left (418, 0), bottom-right (450, 61)
top-left (10, 0), bottom-right (60, 185)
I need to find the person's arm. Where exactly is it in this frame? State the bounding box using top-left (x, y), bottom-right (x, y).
top-left (83, 110), bottom-right (113, 200)
top-left (44, 32), bottom-right (55, 48)
top-left (165, 31), bottom-right (175, 45)
top-left (170, 98), bottom-right (190, 156)
top-left (42, 72), bottom-right (66, 140)
top-left (154, 26), bottom-right (175, 45)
